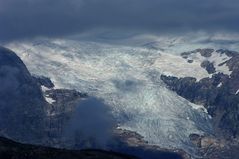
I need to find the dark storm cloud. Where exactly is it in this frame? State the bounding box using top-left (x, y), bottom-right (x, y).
top-left (0, 0), bottom-right (239, 42)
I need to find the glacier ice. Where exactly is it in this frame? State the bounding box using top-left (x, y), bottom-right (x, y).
top-left (6, 38), bottom-right (213, 154)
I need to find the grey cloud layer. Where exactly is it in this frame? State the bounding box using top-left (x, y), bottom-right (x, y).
top-left (0, 0), bottom-right (239, 42)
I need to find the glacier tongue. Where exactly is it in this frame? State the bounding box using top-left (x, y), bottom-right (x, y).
top-left (6, 39), bottom-right (212, 154)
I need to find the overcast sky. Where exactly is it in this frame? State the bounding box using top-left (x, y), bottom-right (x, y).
top-left (0, 0), bottom-right (239, 42)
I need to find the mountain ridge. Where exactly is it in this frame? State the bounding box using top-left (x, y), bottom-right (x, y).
top-left (161, 48), bottom-right (239, 159)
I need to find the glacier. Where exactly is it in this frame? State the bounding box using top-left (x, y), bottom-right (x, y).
top-left (6, 38), bottom-right (213, 154)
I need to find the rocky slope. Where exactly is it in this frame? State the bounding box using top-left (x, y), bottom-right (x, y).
top-left (0, 46), bottom-right (46, 144)
top-left (0, 46), bottom-right (92, 148)
top-left (161, 48), bottom-right (239, 158)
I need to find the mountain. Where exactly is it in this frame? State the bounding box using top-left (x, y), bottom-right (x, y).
top-left (0, 46), bottom-right (184, 159)
top-left (161, 48), bottom-right (239, 137)
top-left (0, 46), bottom-right (97, 147)
top-left (0, 46), bottom-right (46, 144)
top-left (4, 39), bottom-right (239, 159)
top-left (161, 49), bottom-right (239, 159)
top-left (6, 39), bottom-right (213, 156)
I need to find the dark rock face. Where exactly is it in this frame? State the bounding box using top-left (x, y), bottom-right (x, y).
top-left (161, 49), bottom-right (239, 138)
top-left (161, 49), bottom-right (239, 159)
top-left (200, 61), bottom-right (216, 74)
top-left (216, 49), bottom-right (238, 57)
top-left (0, 47), bottom-right (46, 144)
top-left (181, 48), bottom-right (214, 59)
top-left (43, 89), bottom-right (88, 146)
top-left (0, 137), bottom-right (138, 159)
top-left (198, 49), bottom-right (214, 57)
top-left (33, 75), bottom-right (54, 88)
top-left (45, 89), bottom-right (87, 104)
top-left (0, 46), bottom-right (90, 147)
top-left (189, 134), bottom-right (202, 147)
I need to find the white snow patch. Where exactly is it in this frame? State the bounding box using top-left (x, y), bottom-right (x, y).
top-left (41, 86), bottom-right (50, 92)
top-left (41, 86), bottom-right (55, 104)
top-left (208, 52), bottom-right (232, 75)
top-left (185, 51), bottom-right (232, 76)
top-left (153, 53), bottom-right (209, 80)
top-left (217, 82), bottom-right (223, 88)
top-left (189, 103), bottom-right (209, 114)
top-left (44, 96), bottom-right (56, 104)
top-left (236, 89), bottom-right (239, 95)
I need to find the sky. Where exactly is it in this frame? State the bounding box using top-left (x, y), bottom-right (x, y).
top-left (0, 0), bottom-right (239, 42)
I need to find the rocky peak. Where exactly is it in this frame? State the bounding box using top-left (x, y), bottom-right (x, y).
top-left (0, 46), bottom-right (47, 144)
top-left (181, 48), bottom-right (214, 59)
top-left (197, 48), bottom-right (214, 57)
top-left (33, 75), bottom-right (55, 89)
top-left (200, 60), bottom-right (216, 74)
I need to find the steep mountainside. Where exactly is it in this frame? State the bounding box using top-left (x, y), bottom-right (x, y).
top-left (0, 46), bottom-right (46, 144)
top-left (161, 49), bottom-right (239, 138)
top-left (161, 49), bottom-right (239, 159)
top-left (0, 46), bottom-right (90, 147)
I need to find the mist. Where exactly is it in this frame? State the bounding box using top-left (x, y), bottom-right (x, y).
top-left (63, 97), bottom-right (117, 149)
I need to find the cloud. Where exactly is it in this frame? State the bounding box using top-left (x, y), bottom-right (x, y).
top-left (0, 0), bottom-right (239, 42)
top-left (63, 97), bottom-right (116, 149)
